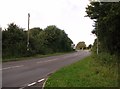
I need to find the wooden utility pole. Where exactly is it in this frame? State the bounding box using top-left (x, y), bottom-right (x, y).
top-left (27, 13), bottom-right (30, 51)
top-left (97, 22), bottom-right (99, 55)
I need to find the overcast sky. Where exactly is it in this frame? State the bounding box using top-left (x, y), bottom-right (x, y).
top-left (0, 0), bottom-right (96, 46)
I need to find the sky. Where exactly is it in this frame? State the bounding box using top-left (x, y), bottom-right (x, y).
top-left (0, 0), bottom-right (96, 46)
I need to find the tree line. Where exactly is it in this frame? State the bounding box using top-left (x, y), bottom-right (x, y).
top-left (2, 23), bottom-right (74, 59)
top-left (86, 2), bottom-right (120, 56)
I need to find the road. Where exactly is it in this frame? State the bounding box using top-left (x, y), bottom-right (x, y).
top-left (2, 50), bottom-right (90, 88)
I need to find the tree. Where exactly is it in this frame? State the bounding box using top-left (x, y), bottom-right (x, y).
top-left (86, 2), bottom-right (120, 55)
top-left (87, 44), bottom-right (92, 49)
top-left (76, 41), bottom-right (86, 50)
top-left (28, 27), bottom-right (43, 54)
top-left (2, 23), bottom-right (27, 58)
top-left (30, 27), bottom-right (42, 37)
top-left (44, 25), bottom-right (73, 53)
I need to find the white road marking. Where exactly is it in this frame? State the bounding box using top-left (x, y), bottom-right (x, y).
top-left (37, 58), bottom-right (58, 64)
top-left (0, 65), bottom-right (24, 70)
top-left (27, 82), bottom-right (36, 86)
top-left (38, 78), bottom-right (45, 83)
top-left (19, 78), bottom-right (45, 89)
top-left (19, 87), bottom-right (25, 89)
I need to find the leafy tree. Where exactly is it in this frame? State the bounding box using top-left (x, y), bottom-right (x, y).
top-left (86, 2), bottom-right (120, 55)
top-left (30, 27), bottom-right (42, 37)
top-left (44, 25), bottom-right (73, 53)
top-left (28, 27), bottom-right (43, 54)
top-left (2, 23), bottom-right (27, 58)
top-left (76, 41), bottom-right (86, 50)
top-left (87, 44), bottom-right (92, 49)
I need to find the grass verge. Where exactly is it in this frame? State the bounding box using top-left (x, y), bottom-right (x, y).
top-left (3, 52), bottom-right (75, 62)
top-left (45, 55), bottom-right (118, 87)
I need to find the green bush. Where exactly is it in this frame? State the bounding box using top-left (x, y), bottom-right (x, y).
top-left (94, 52), bottom-right (118, 66)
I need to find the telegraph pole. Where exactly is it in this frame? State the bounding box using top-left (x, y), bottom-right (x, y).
top-left (97, 22), bottom-right (99, 55)
top-left (27, 13), bottom-right (30, 51)
top-left (96, 1), bottom-right (102, 55)
top-left (97, 34), bottom-right (99, 55)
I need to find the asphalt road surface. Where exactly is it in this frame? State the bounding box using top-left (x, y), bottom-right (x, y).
top-left (2, 50), bottom-right (90, 88)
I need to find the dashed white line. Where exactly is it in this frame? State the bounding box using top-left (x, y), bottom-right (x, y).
top-left (19, 87), bottom-right (25, 89)
top-left (27, 78), bottom-right (45, 86)
top-left (38, 78), bottom-right (45, 83)
top-left (0, 67), bottom-right (11, 70)
top-left (37, 58), bottom-right (58, 64)
top-left (0, 65), bottom-right (24, 70)
top-left (27, 82), bottom-right (36, 86)
top-left (19, 78), bottom-right (45, 89)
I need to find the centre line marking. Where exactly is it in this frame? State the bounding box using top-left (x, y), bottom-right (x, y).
top-left (1, 65), bottom-right (24, 70)
top-left (37, 58), bottom-right (58, 64)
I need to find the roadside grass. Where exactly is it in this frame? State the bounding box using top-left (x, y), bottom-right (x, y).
top-left (2, 52), bottom-right (75, 62)
top-left (45, 55), bottom-right (118, 87)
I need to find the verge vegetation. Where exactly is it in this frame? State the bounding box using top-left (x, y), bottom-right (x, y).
top-left (45, 54), bottom-right (118, 87)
